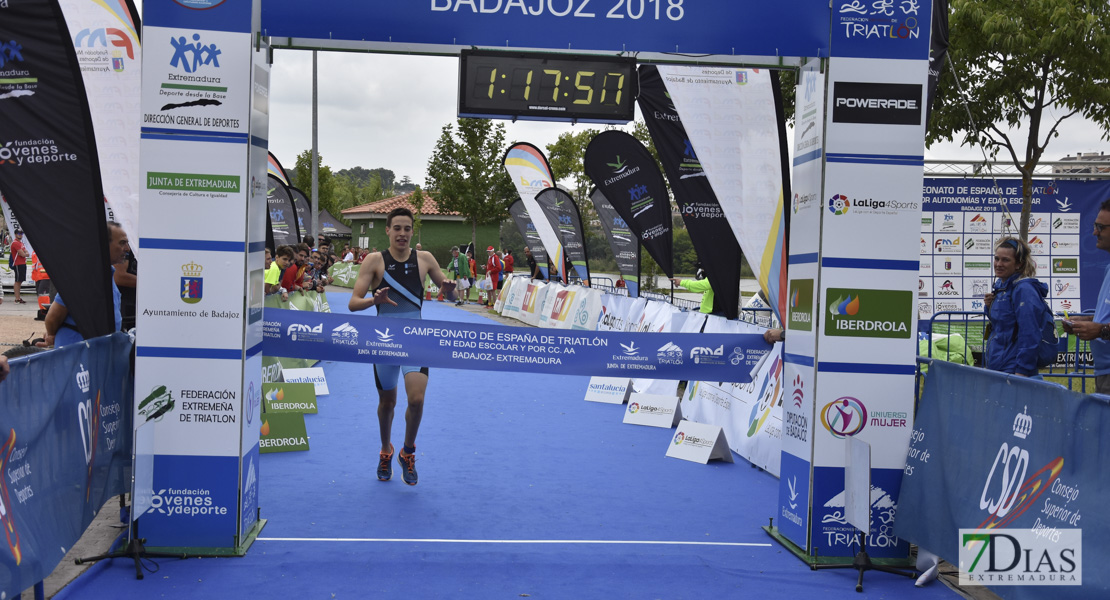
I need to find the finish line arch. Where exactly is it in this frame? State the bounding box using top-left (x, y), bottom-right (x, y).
top-left (135, 0), bottom-right (933, 564)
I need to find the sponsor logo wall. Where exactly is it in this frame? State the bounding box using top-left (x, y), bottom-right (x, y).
top-left (920, 179), bottom-right (1110, 316)
top-left (776, 54), bottom-right (927, 559)
top-left (135, 3), bottom-right (262, 550)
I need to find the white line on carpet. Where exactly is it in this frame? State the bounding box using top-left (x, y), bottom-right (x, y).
top-left (257, 537), bottom-right (771, 547)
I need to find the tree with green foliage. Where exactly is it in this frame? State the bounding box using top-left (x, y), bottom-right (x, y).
top-left (291, 150), bottom-right (343, 224)
top-left (546, 128), bottom-right (600, 201)
top-left (929, 0), bottom-right (1110, 239)
top-left (410, 186), bottom-right (425, 242)
top-left (425, 119), bottom-right (516, 254)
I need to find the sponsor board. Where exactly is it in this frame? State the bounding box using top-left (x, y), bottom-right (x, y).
top-left (1051, 257), bottom-right (1078, 275)
top-left (777, 451), bottom-right (811, 548)
top-left (281, 367), bottom-right (329, 396)
top-left (935, 212), bottom-right (959, 233)
top-left (262, 382), bottom-right (317, 414)
top-left (141, 26), bottom-right (250, 135)
top-left (259, 412), bottom-right (309, 453)
top-left (824, 288), bottom-right (913, 339)
top-left (1052, 214), bottom-right (1080, 234)
top-left (139, 138), bottom-right (248, 240)
top-left (831, 82), bottom-right (922, 125)
top-left (137, 251), bottom-right (247, 350)
top-left (239, 448), bottom-right (259, 536)
top-left (139, 454), bottom-right (238, 548)
top-left (134, 357), bottom-right (245, 456)
top-left (812, 466), bottom-right (909, 559)
top-left (623, 392), bottom-right (682, 428)
top-left (959, 528), bottom-right (1082, 586)
top-left (934, 255), bottom-right (962, 276)
top-left (584, 376), bottom-right (631, 404)
top-left (788, 279), bottom-right (814, 332)
top-left (665, 420), bottom-right (734, 464)
top-left (934, 278), bottom-right (962, 298)
top-left (1051, 278), bottom-right (1080, 299)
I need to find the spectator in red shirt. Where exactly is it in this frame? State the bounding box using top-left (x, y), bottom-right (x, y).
top-left (484, 245), bottom-right (503, 308)
top-left (503, 249), bottom-right (514, 276)
top-left (281, 244), bottom-right (310, 293)
top-left (10, 230), bottom-right (29, 304)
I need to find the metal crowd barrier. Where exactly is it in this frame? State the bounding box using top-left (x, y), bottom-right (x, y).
top-left (917, 310), bottom-right (1096, 394)
top-left (738, 306), bottom-right (778, 328)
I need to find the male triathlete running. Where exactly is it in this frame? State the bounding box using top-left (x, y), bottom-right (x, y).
top-left (349, 207), bottom-right (455, 485)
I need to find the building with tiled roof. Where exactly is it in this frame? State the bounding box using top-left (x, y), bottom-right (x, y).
top-left (340, 191), bottom-right (499, 263)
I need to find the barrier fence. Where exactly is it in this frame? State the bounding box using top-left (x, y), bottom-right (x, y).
top-left (918, 310), bottom-right (1097, 394)
top-left (0, 334), bottom-right (133, 600)
top-left (898, 359), bottom-right (1108, 598)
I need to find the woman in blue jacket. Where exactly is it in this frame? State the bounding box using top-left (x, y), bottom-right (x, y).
top-left (984, 237), bottom-right (1048, 376)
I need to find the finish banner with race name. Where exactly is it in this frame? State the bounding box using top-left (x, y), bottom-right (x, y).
top-left (262, 309), bottom-right (769, 383)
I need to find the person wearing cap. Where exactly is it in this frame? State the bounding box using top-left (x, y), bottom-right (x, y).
top-left (484, 245), bottom-right (503, 308)
top-left (670, 266), bottom-right (716, 315)
top-left (10, 229), bottom-right (30, 304)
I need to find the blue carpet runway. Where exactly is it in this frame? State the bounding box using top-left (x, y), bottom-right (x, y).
top-left (57, 294), bottom-right (960, 599)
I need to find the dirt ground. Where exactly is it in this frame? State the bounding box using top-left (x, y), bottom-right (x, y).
top-left (0, 293), bottom-right (48, 351)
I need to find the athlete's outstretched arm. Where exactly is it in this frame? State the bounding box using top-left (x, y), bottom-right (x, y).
top-left (349, 254), bottom-right (395, 312)
top-left (421, 251), bottom-right (456, 299)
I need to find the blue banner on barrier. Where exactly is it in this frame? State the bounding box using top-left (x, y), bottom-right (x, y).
top-left (262, 309), bottom-right (769, 383)
top-left (896, 360), bottom-right (1108, 597)
top-left (0, 334), bottom-right (133, 598)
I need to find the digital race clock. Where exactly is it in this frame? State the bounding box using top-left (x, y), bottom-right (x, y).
top-left (458, 50), bottom-right (636, 124)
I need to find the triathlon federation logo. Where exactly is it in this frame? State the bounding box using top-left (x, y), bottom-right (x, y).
top-left (657, 342), bottom-right (683, 365)
top-left (820, 396), bottom-right (867, 438)
top-left (331, 322), bottom-right (358, 345)
top-left (137, 385), bottom-right (175, 422)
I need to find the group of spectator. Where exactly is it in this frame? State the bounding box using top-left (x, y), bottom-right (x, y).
top-left (263, 236), bottom-right (337, 302)
top-left (338, 244), bottom-right (378, 264)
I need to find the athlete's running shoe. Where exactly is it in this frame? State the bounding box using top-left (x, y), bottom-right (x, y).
top-left (377, 443), bottom-right (394, 481)
top-left (398, 448), bottom-right (418, 485)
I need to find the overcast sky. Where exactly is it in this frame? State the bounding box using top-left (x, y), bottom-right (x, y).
top-left (266, 50), bottom-right (1108, 189)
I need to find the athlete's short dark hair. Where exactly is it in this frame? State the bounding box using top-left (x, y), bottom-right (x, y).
top-left (387, 207), bottom-right (414, 227)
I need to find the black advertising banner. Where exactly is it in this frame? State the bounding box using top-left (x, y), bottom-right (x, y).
top-left (584, 130), bottom-right (674, 278)
top-left (508, 199), bottom-right (549, 279)
top-left (289, 186), bottom-right (313, 243)
top-left (0, 0), bottom-right (114, 339)
top-left (926, 0), bottom-right (949, 127)
top-left (535, 188), bottom-right (589, 282)
top-left (589, 187), bottom-right (640, 297)
top-left (317, 209), bottom-right (351, 239)
top-left (637, 65), bottom-right (742, 318)
top-left (267, 174), bottom-right (300, 247)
